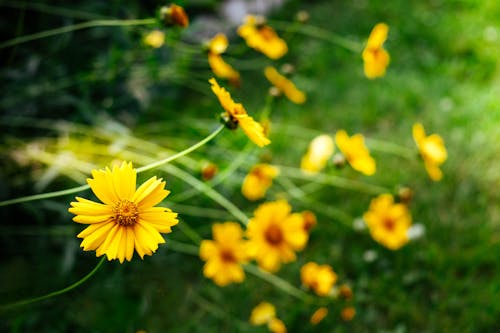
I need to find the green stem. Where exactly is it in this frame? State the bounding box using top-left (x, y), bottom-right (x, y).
top-left (0, 184), bottom-right (90, 207)
top-left (167, 239), bottom-right (200, 256)
top-left (0, 18), bottom-right (157, 49)
top-left (0, 257), bottom-right (106, 312)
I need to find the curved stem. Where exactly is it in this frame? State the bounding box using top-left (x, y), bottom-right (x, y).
top-left (0, 18), bottom-right (157, 49)
top-left (0, 257), bottom-right (106, 312)
top-left (0, 184), bottom-right (90, 207)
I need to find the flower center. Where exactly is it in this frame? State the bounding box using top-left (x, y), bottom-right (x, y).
top-left (383, 218), bottom-right (395, 231)
top-left (265, 224), bottom-right (283, 245)
top-left (220, 249), bottom-right (237, 263)
top-left (113, 199), bottom-right (139, 226)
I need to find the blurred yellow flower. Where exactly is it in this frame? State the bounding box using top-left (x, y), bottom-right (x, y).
top-left (209, 77), bottom-right (270, 147)
top-left (363, 194), bottom-right (412, 250)
top-left (241, 164), bottom-right (279, 201)
top-left (362, 23), bottom-right (390, 79)
top-left (199, 222), bottom-right (248, 286)
top-left (301, 210), bottom-right (317, 232)
top-left (300, 262), bottom-right (337, 296)
top-left (238, 15), bottom-right (288, 59)
top-left (341, 306), bottom-right (356, 321)
top-left (300, 134), bottom-right (335, 174)
top-left (268, 318), bottom-right (287, 333)
top-left (335, 130), bottom-right (376, 175)
top-left (69, 161), bottom-right (178, 263)
top-left (143, 30), bottom-right (165, 48)
top-left (208, 33), bottom-right (228, 55)
top-left (264, 66), bottom-right (306, 104)
top-left (310, 307), bottom-right (328, 325)
top-left (246, 200), bottom-right (307, 272)
top-left (208, 34), bottom-right (240, 86)
top-left (412, 123), bottom-right (447, 181)
top-left (250, 302), bottom-right (287, 333)
top-left (160, 4), bottom-right (189, 28)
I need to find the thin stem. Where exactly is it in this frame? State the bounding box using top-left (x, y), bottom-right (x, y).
top-left (1, 1), bottom-right (111, 20)
top-left (0, 184), bottom-right (90, 207)
top-left (0, 18), bottom-right (157, 49)
top-left (0, 257), bottom-right (106, 312)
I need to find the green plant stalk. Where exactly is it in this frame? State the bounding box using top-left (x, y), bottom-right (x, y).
top-left (0, 257), bottom-right (106, 311)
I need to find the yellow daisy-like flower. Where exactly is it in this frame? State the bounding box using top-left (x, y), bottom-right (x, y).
top-left (300, 134), bottom-right (335, 174)
top-left (310, 307), bottom-right (328, 325)
top-left (143, 30), bottom-right (165, 48)
top-left (335, 130), bottom-right (376, 176)
top-left (238, 15), bottom-right (288, 60)
top-left (250, 302), bottom-right (287, 333)
top-left (300, 262), bottom-right (338, 296)
top-left (362, 23), bottom-right (390, 79)
top-left (209, 77), bottom-right (270, 147)
top-left (241, 164), bottom-right (279, 201)
top-left (68, 161), bottom-right (178, 263)
top-left (199, 222), bottom-right (248, 286)
top-left (208, 34), bottom-right (240, 86)
top-left (160, 4), bottom-right (189, 28)
top-left (412, 123), bottom-right (447, 181)
top-left (246, 200), bottom-right (308, 272)
top-left (363, 194), bottom-right (412, 250)
top-left (264, 66), bottom-right (306, 104)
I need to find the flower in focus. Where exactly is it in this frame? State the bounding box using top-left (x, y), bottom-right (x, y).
top-left (68, 161), bottom-right (178, 263)
top-left (412, 123), bottom-right (447, 181)
top-left (264, 66), bottom-right (306, 104)
top-left (310, 307), bottom-right (328, 325)
top-left (362, 23), bottom-right (390, 79)
top-left (250, 302), bottom-right (287, 333)
top-left (199, 222), bottom-right (248, 286)
top-left (143, 30), bottom-right (165, 48)
top-left (341, 306), bottom-right (356, 321)
top-left (210, 77), bottom-right (270, 147)
top-left (159, 4), bottom-right (189, 28)
top-left (208, 33), bottom-right (240, 86)
top-left (363, 194), bottom-right (412, 250)
top-left (238, 15), bottom-right (288, 59)
top-left (335, 130), bottom-right (376, 176)
top-left (300, 262), bottom-right (338, 296)
top-left (301, 134), bottom-right (335, 174)
top-left (241, 164), bottom-right (279, 201)
top-left (246, 200), bottom-right (308, 272)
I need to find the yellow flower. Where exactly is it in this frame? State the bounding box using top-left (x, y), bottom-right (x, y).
top-left (160, 4), bottom-right (189, 28)
top-left (250, 302), bottom-right (287, 333)
top-left (335, 130), bottom-right (376, 175)
top-left (300, 262), bottom-right (337, 296)
top-left (209, 77), bottom-right (270, 147)
top-left (241, 164), bottom-right (279, 201)
top-left (208, 33), bottom-right (229, 55)
top-left (310, 307), bottom-right (328, 325)
top-left (412, 123), bottom-right (447, 181)
top-left (300, 134), bottom-right (334, 174)
top-left (246, 200), bottom-right (307, 272)
top-left (199, 222), bottom-right (248, 286)
top-left (264, 66), bottom-right (306, 104)
top-left (238, 15), bottom-right (288, 60)
top-left (363, 194), bottom-right (412, 250)
top-left (143, 30), bottom-right (165, 48)
top-left (362, 23), bottom-right (390, 79)
top-left (268, 318), bottom-right (287, 333)
top-left (341, 306), bottom-right (356, 321)
top-left (301, 210), bottom-right (317, 232)
top-left (207, 34), bottom-right (241, 86)
top-left (68, 161), bottom-right (178, 263)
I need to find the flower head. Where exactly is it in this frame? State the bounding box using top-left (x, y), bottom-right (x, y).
top-left (199, 222), bottom-right (248, 286)
top-left (246, 200), bottom-right (308, 272)
top-left (310, 307), bottom-right (328, 325)
top-left (300, 262), bottom-right (337, 296)
top-left (242, 164), bottom-right (279, 201)
top-left (363, 194), bottom-right (412, 250)
top-left (238, 15), bottom-right (288, 59)
top-left (412, 123), bottom-right (447, 181)
top-left (250, 302), bottom-right (287, 333)
top-left (301, 210), bottom-right (317, 232)
top-left (335, 130), bottom-right (376, 175)
top-left (362, 23), bottom-right (390, 79)
top-left (209, 78), bottom-right (270, 147)
top-left (208, 34), bottom-right (240, 86)
top-left (301, 134), bottom-right (335, 174)
top-left (264, 66), bottom-right (306, 104)
top-left (143, 30), bottom-right (165, 48)
top-left (160, 4), bottom-right (189, 28)
top-left (341, 307), bottom-right (356, 321)
top-left (68, 161), bottom-right (178, 263)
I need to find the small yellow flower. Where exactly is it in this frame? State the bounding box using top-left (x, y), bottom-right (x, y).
top-left (209, 77), bottom-right (270, 147)
top-left (208, 33), bottom-right (229, 55)
top-left (412, 123), bottom-right (447, 181)
top-left (241, 164), bottom-right (279, 201)
top-left (264, 66), bottom-right (306, 104)
top-left (238, 15), bottom-right (288, 59)
top-left (160, 4), bottom-right (189, 28)
top-left (335, 130), bottom-right (376, 175)
top-left (68, 161), bottom-right (178, 263)
top-left (199, 222), bottom-right (248, 286)
top-left (300, 262), bottom-right (337, 296)
top-left (143, 30), bottom-right (165, 48)
top-left (341, 306), bottom-right (356, 321)
top-left (300, 134), bottom-right (335, 174)
top-left (207, 34), bottom-right (241, 86)
top-left (363, 194), bottom-right (412, 250)
top-left (250, 302), bottom-right (276, 325)
top-left (246, 200), bottom-right (308, 272)
top-left (310, 307), bottom-right (328, 325)
top-left (268, 318), bottom-right (287, 333)
top-left (362, 23), bottom-right (390, 79)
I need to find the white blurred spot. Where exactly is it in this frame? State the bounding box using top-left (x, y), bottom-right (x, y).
top-left (363, 249), bottom-right (378, 262)
top-left (353, 217), bottom-right (366, 231)
top-left (407, 223), bottom-right (425, 240)
top-left (484, 26), bottom-right (498, 42)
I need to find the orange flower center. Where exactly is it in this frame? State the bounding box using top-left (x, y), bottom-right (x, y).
top-left (265, 224), bottom-right (283, 245)
top-left (113, 199), bottom-right (139, 226)
top-left (259, 26), bottom-right (275, 41)
top-left (383, 217), bottom-right (395, 231)
top-left (220, 249), bottom-right (237, 263)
